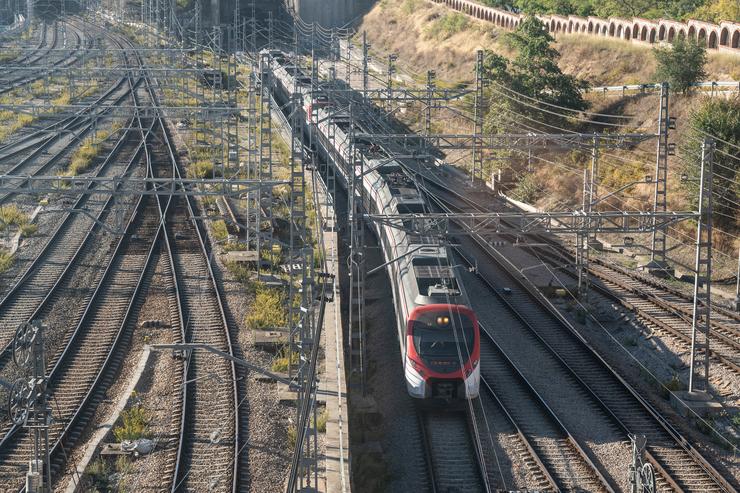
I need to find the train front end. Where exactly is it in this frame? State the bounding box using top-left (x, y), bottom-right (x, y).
top-left (405, 304), bottom-right (480, 401)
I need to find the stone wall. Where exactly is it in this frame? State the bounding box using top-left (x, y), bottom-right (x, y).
top-left (430, 0), bottom-right (740, 54)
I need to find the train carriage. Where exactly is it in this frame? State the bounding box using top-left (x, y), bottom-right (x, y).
top-left (263, 50), bottom-right (480, 400)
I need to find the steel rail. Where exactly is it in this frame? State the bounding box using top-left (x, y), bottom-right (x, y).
top-left (0, 75), bottom-right (139, 163)
top-left (0, 189), bottom-right (157, 489)
top-left (136, 43), bottom-right (240, 491)
top-left (526, 245), bottom-right (740, 376)
top-left (1, 21), bottom-right (48, 67)
top-left (343, 84), bottom-right (738, 490)
top-left (0, 24), bottom-right (85, 95)
top-left (477, 330), bottom-right (614, 491)
top-left (417, 409), bottom-right (489, 492)
top-left (0, 22), bottom-right (49, 67)
top-left (0, 79), bottom-right (139, 174)
top-left (0, 118), bottom-right (150, 375)
top-left (424, 185), bottom-right (737, 492)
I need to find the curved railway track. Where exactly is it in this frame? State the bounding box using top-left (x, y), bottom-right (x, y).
top-left (0, 21), bottom-right (86, 95)
top-left (420, 171), bottom-right (740, 384)
top-left (132, 33), bottom-right (240, 492)
top-left (0, 114), bottom-right (149, 380)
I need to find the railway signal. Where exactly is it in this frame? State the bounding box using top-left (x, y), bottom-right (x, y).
top-left (7, 321), bottom-right (52, 493)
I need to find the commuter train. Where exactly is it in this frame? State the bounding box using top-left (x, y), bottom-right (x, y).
top-left (263, 50), bottom-right (480, 400)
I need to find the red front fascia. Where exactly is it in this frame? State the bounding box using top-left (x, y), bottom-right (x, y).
top-left (406, 304), bottom-right (480, 380)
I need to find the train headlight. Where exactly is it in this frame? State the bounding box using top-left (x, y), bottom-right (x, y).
top-left (436, 316), bottom-right (450, 327)
top-left (410, 358), bottom-right (425, 377)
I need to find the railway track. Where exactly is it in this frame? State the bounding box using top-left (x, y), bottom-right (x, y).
top-left (419, 409), bottom-right (489, 492)
top-left (2, 21), bottom-right (48, 67)
top-left (0, 185), bottom-right (159, 490)
top-left (0, 115), bottom-right (148, 379)
top-left (418, 181), bottom-right (738, 491)
top-left (420, 171), bottom-right (740, 383)
top-left (527, 244), bottom-right (740, 381)
top-left (0, 21), bottom-right (86, 94)
top-left (138, 42), bottom-right (240, 491)
top-left (477, 327), bottom-right (614, 491)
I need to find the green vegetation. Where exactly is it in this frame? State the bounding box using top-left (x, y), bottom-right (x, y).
top-left (654, 37), bottom-right (707, 94)
top-left (113, 405), bottom-right (150, 442)
top-left (0, 112), bottom-right (35, 141)
top-left (0, 249), bottom-right (13, 274)
top-left (245, 284), bottom-right (287, 330)
top-left (286, 424), bottom-right (297, 450)
top-left (424, 12), bottom-right (470, 40)
top-left (479, 0), bottom-right (738, 22)
top-left (0, 205), bottom-right (29, 230)
top-left (271, 346), bottom-right (298, 374)
top-left (66, 129), bottom-right (114, 176)
top-left (316, 408), bottom-right (328, 433)
top-left (679, 97), bottom-right (739, 234)
top-left (211, 219), bottom-right (229, 241)
top-left (510, 172), bottom-right (542, 203)
top-left (20, 223), bottom-right (37, 237)
top-left (483, 16), bottom-right (588, 134)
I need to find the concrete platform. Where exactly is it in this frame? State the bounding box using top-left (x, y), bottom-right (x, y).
top-left (670, 390), bottom-right (723, 418)
top-left (312, 170), bottom-right (351, 493)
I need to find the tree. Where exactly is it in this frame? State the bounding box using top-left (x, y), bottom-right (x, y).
top-left (482, 16), bottom-right (589, 134)
top-left (689, 0), bottom-right (740, 23)
top-left (654, 36), bottom-right (707, 94)
top-left (680, 97), bottom-right (740, 234)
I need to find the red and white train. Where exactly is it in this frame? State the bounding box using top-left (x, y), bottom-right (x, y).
top-left (264, 51), bottom-right (480, 400)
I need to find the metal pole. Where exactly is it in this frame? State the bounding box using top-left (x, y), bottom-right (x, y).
top-left (649, 82), bottom-right (670, 270)
top-left (689, 138), bottom-right (714, 393)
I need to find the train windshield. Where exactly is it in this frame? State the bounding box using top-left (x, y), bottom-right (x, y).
top-left (411, 310), bottom-right (476, 373)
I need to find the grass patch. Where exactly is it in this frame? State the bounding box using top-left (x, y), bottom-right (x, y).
top-left (0, 204), bottom-right (29, 229)
top-left (664, 374), bottom-right (686, 393)
top-left (113, 405), bottom-right (150, 442)
top-left (188, 159), bottom-right (215, 179)
top-left (20, 223), bottom-right (37, 237)
top-left (0, 249), bottom-right (14, 274)
top-left (245, 285), bottom-right (287, 330)
top-left (271, 346), bottom-right (298, 373)
top-left (211, 219), bottom-right (228, 241)
top-left (225, 260), bottom-right (252, 284)
top-left (316, 408), bottom-right (328, 433)
top-left (423, 12), bottom-right (469, 41)
top-left (286, 424), bottom-right (297, 450)
top-left (66, 130), bottom-right (113, 176)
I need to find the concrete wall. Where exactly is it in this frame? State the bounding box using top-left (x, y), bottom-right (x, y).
top-left (293, 0), bottom-right (373, 28)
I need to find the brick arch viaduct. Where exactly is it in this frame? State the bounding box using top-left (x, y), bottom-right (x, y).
top-left (431, 0), bottom-right (740, 53)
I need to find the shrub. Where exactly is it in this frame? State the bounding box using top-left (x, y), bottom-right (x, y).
top-left (510, 172), bottom-right (542, 203)
top-left (113, 405), bottom-right (150, 442)
top-left (245, 286), bottom-right (287, 330)
top-left (286, 424), bottom-right (297, 450)
top-left (189, 159), bottom-right (214, 179)
top-left (316, 408), bottom-right (328, 433)
top-left (654, 36), bottom-right (707, 95)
